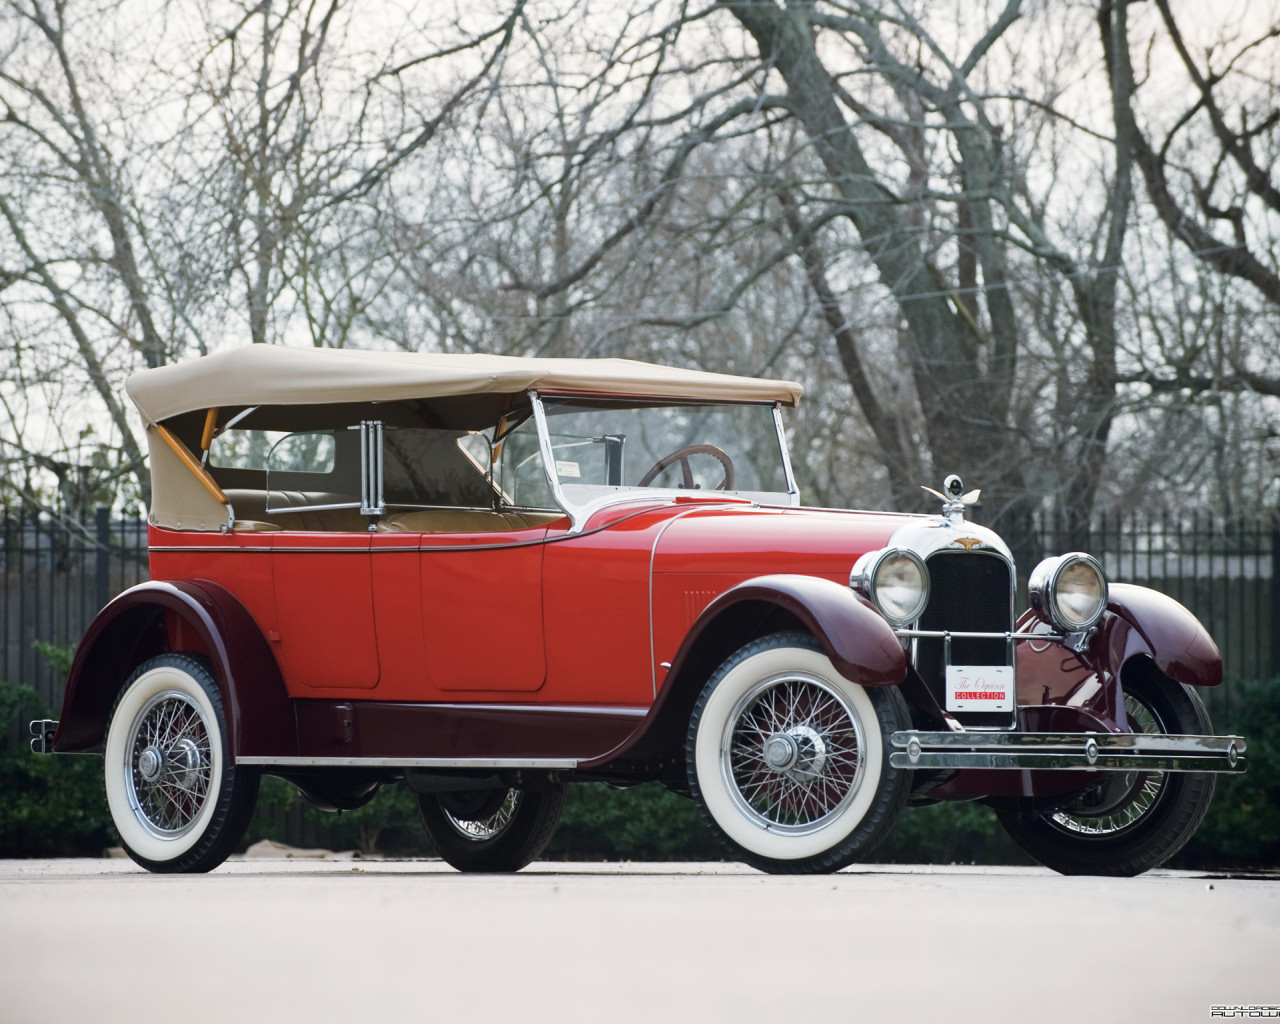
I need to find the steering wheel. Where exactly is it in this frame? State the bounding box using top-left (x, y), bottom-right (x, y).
top-left (637, 444), bottom-right (735, 490)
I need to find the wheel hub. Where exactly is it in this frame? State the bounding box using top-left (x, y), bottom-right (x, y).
top-left (763, 734), bottom-right (799, 771)
top-left (137, 745), bottom-right (164, 783)
top-left (763, 725), bottom-right (828, 779)
top-left (169, 738), bottom-right (203, 789)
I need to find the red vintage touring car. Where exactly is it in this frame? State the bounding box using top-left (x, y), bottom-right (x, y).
top-left (32, 346), bottom-right (1245, 874)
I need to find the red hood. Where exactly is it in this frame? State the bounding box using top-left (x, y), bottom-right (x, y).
top-left (651, 504), bottom-right (922, 579)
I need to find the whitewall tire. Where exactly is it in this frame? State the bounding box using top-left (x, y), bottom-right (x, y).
top-left (104, 654), bottom-right (259, 873)
top-left (686, 632), bottom-right (910, 873)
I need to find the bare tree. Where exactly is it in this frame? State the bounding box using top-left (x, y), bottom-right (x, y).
top-left (0, 0), bottom-right (524, 508)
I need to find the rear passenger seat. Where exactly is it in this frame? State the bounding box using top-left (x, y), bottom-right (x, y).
top-left (226, 489), bottom-right (369, 532)
top-left (379, 509), bottom-right (564, 533)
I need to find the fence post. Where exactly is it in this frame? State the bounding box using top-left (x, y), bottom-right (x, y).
top-left (95, 506), bottom-right (110, 610)
top-left (1271, 518), bottom-right (1280, 682)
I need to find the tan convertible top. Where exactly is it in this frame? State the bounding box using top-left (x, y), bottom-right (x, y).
top-left (126, 346), bottom-right (803, 424)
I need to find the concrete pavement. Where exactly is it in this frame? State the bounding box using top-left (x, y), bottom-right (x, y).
top-left (1, 857), bottom-right (1275, 1024)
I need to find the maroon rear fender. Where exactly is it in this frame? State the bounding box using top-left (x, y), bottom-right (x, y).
top-left (584, 573), bottom-right (906, 770)
top-left (52, 580), bottom-right (295, 758)
top-left (693, 574), bottom-right (908, 686)
top-left (1103, 582), bottom-right (1223, 688)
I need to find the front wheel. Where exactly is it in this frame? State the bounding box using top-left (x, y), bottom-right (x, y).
top-left (686, 632), bottom-right (911, 874)
top-left (994, 662), bottom-right (1216, 876)
top-left (416, 784), bottom-right (566, 872)
top-left (104, 654), bottom-right (259, 873)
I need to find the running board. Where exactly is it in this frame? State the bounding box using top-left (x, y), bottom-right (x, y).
top-left (889, 731), bottom-right (1247, 773)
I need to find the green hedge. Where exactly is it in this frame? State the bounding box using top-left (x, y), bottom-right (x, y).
top-left (1172, 678), bottom-right (1280, 869)
top-left (0, 681), bottom-right (118, 857)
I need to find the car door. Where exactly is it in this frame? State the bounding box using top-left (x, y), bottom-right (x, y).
top-left (418, 523), bottom-right (549, 692)
top-left (271, 530), bottom-right (380, 690)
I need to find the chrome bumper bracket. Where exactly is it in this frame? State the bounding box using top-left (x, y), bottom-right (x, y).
top-left (889, 730), bottom-right (1247, 773)
top-left (29, 719), bottom-right (58, 754)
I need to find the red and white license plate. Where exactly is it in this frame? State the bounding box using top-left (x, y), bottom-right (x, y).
top-left (945, 665), bottom-right (1014, 712)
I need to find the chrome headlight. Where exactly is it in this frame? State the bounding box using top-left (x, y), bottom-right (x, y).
top-left (851, 548), bottom-right (930, 626)
top-left (1028, 552), bottom-right (1109, 632)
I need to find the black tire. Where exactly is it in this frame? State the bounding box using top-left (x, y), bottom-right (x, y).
top-left (685, 631), bottom-right (911, 874)
top-left (995, 662), bottom-right (1216, 876)
top-left (416, 784), bottom-right (566, 872)
top-left (104, 654), bottom-right (260, 873)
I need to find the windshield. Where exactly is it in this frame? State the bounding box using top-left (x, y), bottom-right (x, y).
top-left (495, 397), bottom-right (795, 517)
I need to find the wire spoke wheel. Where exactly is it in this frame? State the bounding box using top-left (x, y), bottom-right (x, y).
top-left (416, 784), bottom-right (566, 872)
top-left (1048, 694), bottom-right (1165, 837)
top-left (441, 789), bottom-right (521, 841)
top-left (724, 672), bottom-right (866, 835)
top-left (995, 660), bottom-right (1217, 877)
top-left (104, 654), bottom-right (259, 873)
top-left (687, 632), bottom-right (910, 874)
top-left (126, 690), bottom-right (215, 839)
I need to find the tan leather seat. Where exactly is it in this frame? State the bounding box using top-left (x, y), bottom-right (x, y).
top-left (226, 489), bottom-right (368, 532)
top-left (378, 509), bottom-right (564, 534)
top-left (225, 488), bottom-right (564, 534)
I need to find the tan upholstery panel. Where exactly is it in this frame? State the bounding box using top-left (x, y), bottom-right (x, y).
top-left (378, 509), bottom-right (564, 534)
top-left (146, 428), bottom-right (231, 531)
top-left (225, 488), bottom-right (368, 532)
top-left (224, 489), bottom-right (563, 534)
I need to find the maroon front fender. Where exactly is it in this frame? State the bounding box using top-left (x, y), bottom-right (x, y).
top-left (692, 574), bottom-right (907, 686)
top-left (1104, 582), bottom-right (1223, 688)
top-left (52, 580), bottom-right (295, 758)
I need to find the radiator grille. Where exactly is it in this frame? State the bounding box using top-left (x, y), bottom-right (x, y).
top-left (916, 552), bottom-right (1014, 726)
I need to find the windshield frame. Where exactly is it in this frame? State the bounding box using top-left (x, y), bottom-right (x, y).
top-left (528, 391), bottom-right (800, 532)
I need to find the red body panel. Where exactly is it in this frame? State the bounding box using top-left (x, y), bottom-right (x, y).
top-left (272, 533), bottom-right (379, 690)
top-left (369, 537), bottom-right (426, 696)
top-left (79, 503), bottom-right (1217, 775)
top-left (420, 530), bottom-right (549, 693)
top-left (542, 510), bottom-right (667, 705)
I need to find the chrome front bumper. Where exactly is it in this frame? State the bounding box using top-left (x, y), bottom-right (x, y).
top-left (890, 730), bottom-right (1247, 773)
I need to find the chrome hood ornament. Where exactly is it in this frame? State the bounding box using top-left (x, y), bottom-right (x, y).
top-left (922, 474), bottom-right (980, 524)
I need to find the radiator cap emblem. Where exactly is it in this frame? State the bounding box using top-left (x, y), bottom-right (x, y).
top-left (922, 474), bottom-right (981, 523)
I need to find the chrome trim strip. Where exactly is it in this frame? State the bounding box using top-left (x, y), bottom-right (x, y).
top-left (890, 752), bottom-right (1246, 773)
top-left (894, 629), bottom-right (1063, 642)
top-left (221, 405), bottom-right (259, 433)
top-left (772, 403), bottom-right (801, 507)
top-left (267, 546), bottom-right (372, 554)
top-left (890, 730), bottom-right (1247, 773)
top-left (531, 392), bottom-right (580, 532)
top-left (418, 702), bottom-right (648, 717)
top-left (648, 505), bottom-right (720, 699)
top-left (236, 756), bottom-right (579, 769)
top-left (359, 419), bottom-right (385, 517)
top-left (150, 545), bottom-right (275, 553)
top-left (267, 502), bottom-right (362, 514)
top-left (894, 731), bottom-right (1246, 752)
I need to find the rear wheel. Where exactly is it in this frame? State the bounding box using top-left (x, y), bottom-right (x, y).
top-left (995, 663), bottom-right (1216, 876)
top-left (416, 784), bottom-right (566, 872)
top-left (104, 654), bottom-right (259, 873)
top-left (686, 632), bottom-right (910, 874)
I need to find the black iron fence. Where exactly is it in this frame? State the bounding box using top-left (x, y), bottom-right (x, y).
top-left (1037, 512), bottom-right (1277, 721)
top-left (2, 508), bottom-right (149, 710)
top-left (3, 506), bottom-right (1277, 716)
